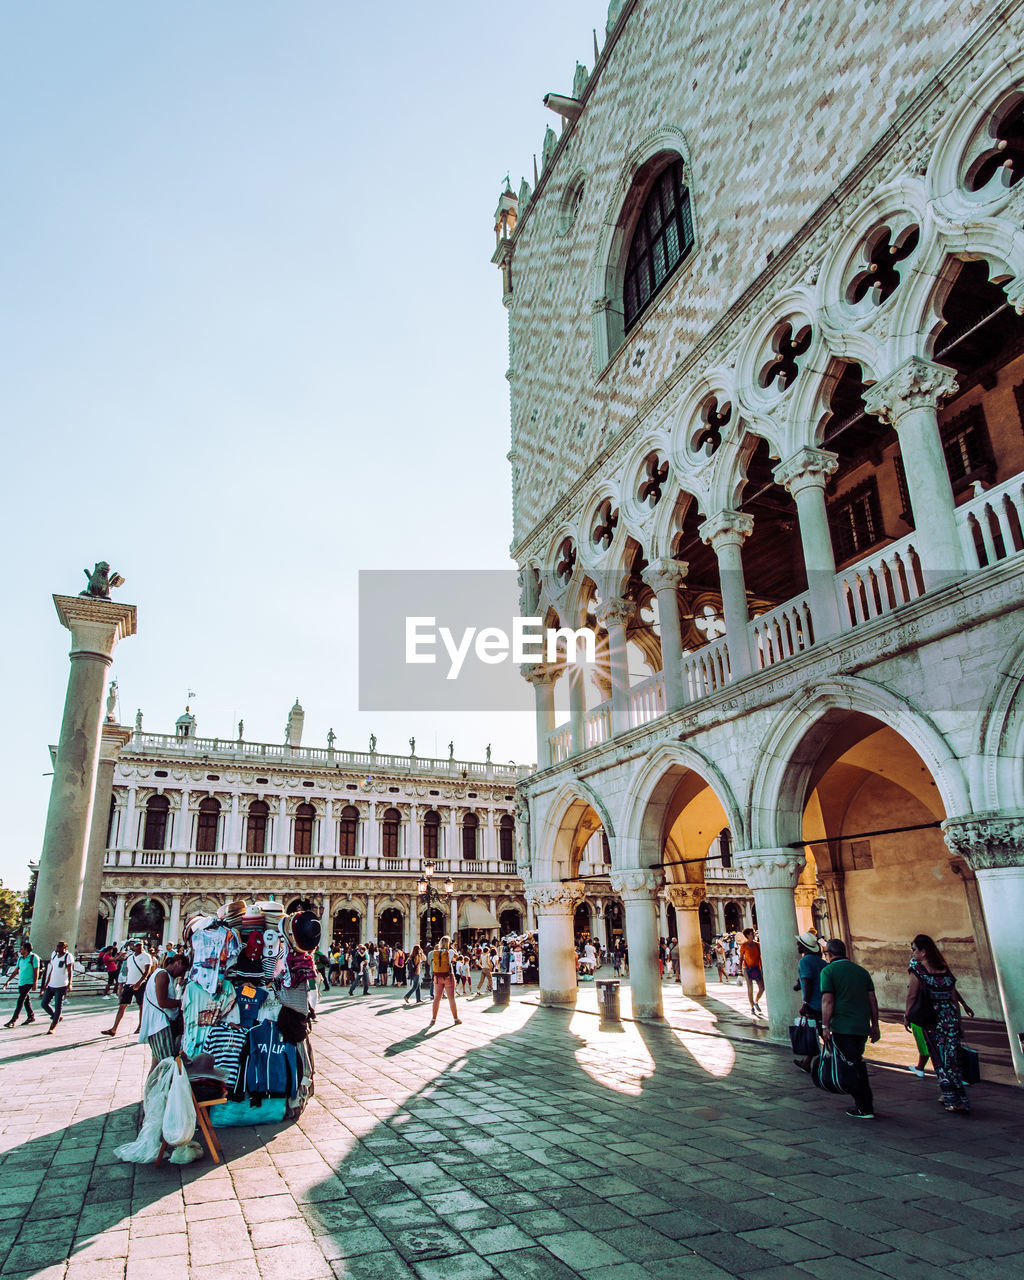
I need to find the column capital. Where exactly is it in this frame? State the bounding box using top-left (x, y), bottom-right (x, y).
top-left (773, 446), bottom-right (839, 496)
top-left (610, 867), bottom-right (662, 900)
top-left (942, 812), bottom-right (1024, 871)
top-left (663, 883), bottom-right (706, 911)
top-left (521, 662), bottom-right (562, 688)
top-left (641, 558), bottom-right (689, 594)
top-left (525, 879), bottom-right (586, 913)
top-left (98, 723), bottom-right (135, 763)
top-left (863, 357), bottom-right (959, 426)
top-left (53, 594), bottom-right (137, 655)
top-left (699, 509), bottom-right (754, 550)
top-left (794, 884), bottom-right (818, 910)
top-left (734, 849), bottom-right (805, 890)
top-left (596, 596), bottom-right (635, 629)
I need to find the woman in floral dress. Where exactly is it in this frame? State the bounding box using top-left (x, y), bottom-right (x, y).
top-left (904, 934), bottom-right (975, 1113)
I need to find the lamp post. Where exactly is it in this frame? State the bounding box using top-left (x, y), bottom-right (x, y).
top-left (417, 860), bottom-right (454, 951)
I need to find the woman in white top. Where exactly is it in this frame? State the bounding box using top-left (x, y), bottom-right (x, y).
top-left (138, 954), bottom-right (187, 1068)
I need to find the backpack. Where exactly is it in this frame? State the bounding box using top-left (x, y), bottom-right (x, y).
top-left (432, 947), bottom-right (452, 975)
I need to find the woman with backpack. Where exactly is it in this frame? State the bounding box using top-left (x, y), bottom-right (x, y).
top-left (403, 945), bottom-right (424, 1004)
top-left (429, 935), bottom-right (461, 1027)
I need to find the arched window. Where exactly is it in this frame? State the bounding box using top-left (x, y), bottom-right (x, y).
top-left (294, 803), bottom-right (315, 857)
top-left (247, 800), bottom-right (269, 854)
top-left (719, 827), bottom-right (732, 869)
top-left (499, 814), bottom-right (515, 861)
top-left (623, 158), bottom-right (692, 332)
top-left (462, 813), bottom-right (479, 861)
top-left (339, 805), bottom-right (360, 858)
top-left (196, 798), bottom-right (220, 853)
top-left (423, 810), bottom-right (441, 862)
top-left (142, 795), bottom-right (170, 851)
top-left (382, 807), bottom-right (401, 859)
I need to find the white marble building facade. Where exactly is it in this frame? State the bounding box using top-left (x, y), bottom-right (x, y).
top-left (95, 706), bottom-right (529, 953)
top-left (496, 0), bottom-right (1024, 1080)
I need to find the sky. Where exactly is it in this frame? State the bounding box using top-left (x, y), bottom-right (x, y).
top-left (0, 1), bottom-right (610, 891)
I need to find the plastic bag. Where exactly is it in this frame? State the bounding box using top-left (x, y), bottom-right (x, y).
top-left (114, 1058), bottom-right (176, 1163)
top-left (162, 1058), bottom-right (197, 1147)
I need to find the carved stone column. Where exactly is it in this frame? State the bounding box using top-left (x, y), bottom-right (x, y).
top-left (526, 880), bottom-right (585, 1006)
top-left (568, 661), bottom-right (588, 755)
top-left (523, 663), bottom-right (560, 767)
top-left (123, 785), bottom-right (137, 851)
top-left (32, 594), bottom-right (136, 960)
top-left (794, 883), bottom-right (818, 932)
top-left (734, 849), bottom-right (805, 1041)
top-left (596, 597), bottom-right (635, 735)
top-left (664, 884), bottom-right (707, 996)
top-left (817, 870), bottom-right (849, 943)
top-left (699, 510), bottom-right (754, 677)
top-left (943, 813), bottom-right (1024, 1083)
top-left (773, 446), bottom-right (842, 638)
top-left (78, 722), bottom-right (133, 953)
top-left (611, 869), bottom-right (664, 1018)
top-left (863, 357), bottom-right (964, 585)
top-left (320, 895), bottom-right (332, 946)
top-left (111, 891), bottom-right (127, 942)
top-left (642, 559), bottom-right (689, 709)
top-left (168, 893), bottom-right (182, 945)
top-left (227, 793), bottom-right (242, 854)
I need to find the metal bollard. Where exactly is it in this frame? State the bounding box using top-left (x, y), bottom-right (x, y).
top-left (596, 978), bottom-right (621, 1022)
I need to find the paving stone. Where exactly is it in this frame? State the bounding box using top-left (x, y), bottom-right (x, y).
top-left (254, 1242), bottom-right (333, 1280)
top-left (409, 1255), bottom-right (499, 1280)
top-left (536, 1229), bottom-right (628, 1268)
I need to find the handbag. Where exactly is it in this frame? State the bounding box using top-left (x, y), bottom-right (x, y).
top-left (959, 1043), bottom-right (981, 1085)
top-left (907, 983), bottom-right (936, 1028)
top-left (810, 1043), bottom-right (858, 1095)
top-left (789, 1017), bottom-right (819, 1057)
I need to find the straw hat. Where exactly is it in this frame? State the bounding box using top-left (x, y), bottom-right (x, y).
top-left (796, 930), bottom-right (821, 953)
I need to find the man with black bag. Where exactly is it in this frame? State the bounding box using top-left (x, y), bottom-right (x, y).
top-left (820, 938), bottom-right (880, 1119)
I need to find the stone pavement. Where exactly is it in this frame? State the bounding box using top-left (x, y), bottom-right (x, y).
top-left (1, 981), bottom-right (1023, 1280)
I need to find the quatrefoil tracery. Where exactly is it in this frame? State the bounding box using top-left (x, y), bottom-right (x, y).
top-left (847, 225), bottom-right (920, 308)
top-left (759, 324), bottom-right (812, 392)
top-left (966, 98), bottom-right (1024, 193)
top-left (638, 452), bottom-right (670, 508)
top-left (592, 498), bottom-right (620, 549)
top-left (555, 537), bottom-right (577, 586)
top-left (693, 397), bottom-right (731, 456)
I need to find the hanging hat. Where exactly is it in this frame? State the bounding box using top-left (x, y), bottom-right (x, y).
top-left (258, 900), bottom-right (285, 924)
top-left (220, 899), bottom-right (248, 926)
top-left (796, 930), bottom-right (821, 952)
top-left (182, 1052), bottom-right (228, 1083)
top-left (184, 913), bottom-right (216, 938)
top-left (283, 910), bottom-right (320, 955)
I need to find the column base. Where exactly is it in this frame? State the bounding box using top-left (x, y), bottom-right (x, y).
top-left (632, 1003), bottom-right (664, 1020)
top-left (539, 987), bottom-right (578, 1007)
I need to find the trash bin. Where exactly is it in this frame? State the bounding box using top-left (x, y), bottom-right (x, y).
top-left (493, 972), bottom-right (511, 1008)
top-left (596, 978), bottom-right (621, 1022)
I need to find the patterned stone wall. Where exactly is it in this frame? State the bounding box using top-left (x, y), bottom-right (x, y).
top-left (506, 0), bottom-right (1002, 548)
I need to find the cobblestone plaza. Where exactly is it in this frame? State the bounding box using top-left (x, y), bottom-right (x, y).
top-left (1, 982), bottom-right (1022, 1279)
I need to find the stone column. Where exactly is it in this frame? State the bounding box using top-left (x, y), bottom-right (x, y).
top-left (447, 807), bottom-right (458, 868)
top-left (665, 884), bottom-right (707, 996)
top-left (321, 800), bottom-right (334, 861)
top-left (523, 663), bottom-right (560, 767)
top-left (699, 511), bottom-right (754, 677)
top-left (642, 559), bottom-right (689, 709)
top-left (596, 597), bottom-right (635, 735)
top-left (77, 723), bottom-right (133, 952)
top-left (367, 802), bottom-right (379, 866)
top-left (568, 662), bottom-right (587, 754)
top-left (612, 869), bottom-right (664, 1018)
top-left (168, 893), bottom-right (182, 944)
top-left (111, 891), bottom-right (127, 942)
top-left (32, 594), bottom-right (136, 959)
top-left (943, 814), bottom-right (1024, 1083)
top-left (864, 357), bottom-right (965, 586)
top-left (449, 895), bottom-right (459, 939)
top-left (320, 895), bottom-right (332, 945)
top-left (123, 785), bottom-right (138, 851)
top-left (527, 881), bottom-right (585, 1006)
top-left (657, 896), bottom-right (670, 941)
top-left (408, 894), bottom-right (419, 950)
top-left (794, 883), bottom-right (818, 932)
top-left (365, 894), bottom-right (376, 942)
top-left (227, 793), bottom-right (242, 853)
top-left (734, 849), bottom-right (805, 1042)
top-left (774, 446), bottom-right (842, 639)
top-left (817, 870), bottom-right (849, 943)
top-left (274, 796), bottom-right (288, 857)
top-left (408, 803), bottom-right (420, 866)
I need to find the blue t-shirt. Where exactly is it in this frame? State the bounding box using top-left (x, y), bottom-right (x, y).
top-left (16, 953), bottom-right (38, 986)
top-left (798, 952), bottom-right (826, 1012)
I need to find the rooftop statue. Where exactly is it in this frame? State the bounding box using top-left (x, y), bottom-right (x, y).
top-left (81, 562), bottom-right (125, 599)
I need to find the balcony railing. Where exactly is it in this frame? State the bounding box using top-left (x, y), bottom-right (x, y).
top-left (103, 848), bottom-right (521, 877)
top-left (544, 469), bottom-right (1024, 763)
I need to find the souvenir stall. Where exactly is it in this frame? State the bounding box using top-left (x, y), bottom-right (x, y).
top-left (116, 896), bottom-right (322, 1164)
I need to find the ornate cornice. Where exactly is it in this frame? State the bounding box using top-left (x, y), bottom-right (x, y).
top-left (942, 813), bottom-right (1024, 871)
top-left (862, 356), bottom-right (958, 426)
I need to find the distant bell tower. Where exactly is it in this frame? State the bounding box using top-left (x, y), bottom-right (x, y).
top-left (286, 698), bottom-right (304, 747)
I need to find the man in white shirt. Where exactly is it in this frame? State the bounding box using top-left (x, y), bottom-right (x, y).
top-left (101, 940), bottom-right (153, 1037)
top-left (41, 941), bottom-right (74, 1034)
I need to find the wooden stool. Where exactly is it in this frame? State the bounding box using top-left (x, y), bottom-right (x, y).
top-left (155, 1057), bottom-right (227, 1166)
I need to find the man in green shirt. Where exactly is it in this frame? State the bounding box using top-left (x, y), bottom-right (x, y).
top-left (820, 938), bottom-right (880, 1119)
top-left (3, 943), bottom-right (39, 1027)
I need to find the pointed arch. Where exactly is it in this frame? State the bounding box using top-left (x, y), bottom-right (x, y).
top-left (973, 630), bottom-right (1024, 812)
top-left (532, 777), bottom-right (617, 883)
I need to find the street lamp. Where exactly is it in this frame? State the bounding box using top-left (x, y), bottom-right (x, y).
top-left (417, 860), bottom-right (454, 951)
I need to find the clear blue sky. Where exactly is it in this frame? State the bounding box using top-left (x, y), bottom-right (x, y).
top-left (0, 1), bottom-right (608, 890)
